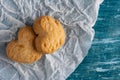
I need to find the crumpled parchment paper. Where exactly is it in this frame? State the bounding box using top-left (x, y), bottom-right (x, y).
top-left (0, 0), bottom-right (103, 80)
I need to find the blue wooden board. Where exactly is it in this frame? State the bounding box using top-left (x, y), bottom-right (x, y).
top-left (67, 0), bottom-right (120, 80)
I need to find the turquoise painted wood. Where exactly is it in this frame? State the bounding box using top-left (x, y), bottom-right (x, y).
top-left (67, 0), bottom-right (120, 80)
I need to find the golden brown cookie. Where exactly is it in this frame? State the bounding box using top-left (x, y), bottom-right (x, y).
top-left (6, 26), bottom-right (42, 63)
top-left (33, 16), bottom-right (66, 54)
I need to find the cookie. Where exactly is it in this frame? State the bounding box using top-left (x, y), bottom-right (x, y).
top-left (6, 26), bottom-right (42, 63)
top-left (33, 16), bottom-right (66, 53)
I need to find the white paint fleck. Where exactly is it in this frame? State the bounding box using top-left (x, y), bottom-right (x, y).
top-left (93, 38), bottom-right (120, 44)
top-left (114, 15), bottom-right (120, 19)
top-left (118, 73), bottom-right (120, 76)
top-left (97, 61), bottom-right (120, 65)
top-left (97, 18), bottom-right (105, 21)
top-left (102, 77), bottom-right (109, 79)
top-left (96, 67), bottom-right (110, 72)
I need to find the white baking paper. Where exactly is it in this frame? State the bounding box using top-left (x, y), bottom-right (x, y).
top-left (0, 0), bottom-right (103, 80)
